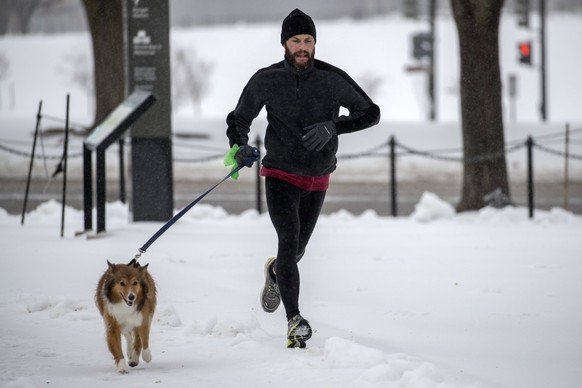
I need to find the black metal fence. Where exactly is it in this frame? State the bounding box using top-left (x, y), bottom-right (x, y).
top-left (2, 118), bottom-right (581, 219)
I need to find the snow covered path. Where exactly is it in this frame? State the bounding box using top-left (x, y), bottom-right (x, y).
top-left (1, 199), bottom-right (581, 388)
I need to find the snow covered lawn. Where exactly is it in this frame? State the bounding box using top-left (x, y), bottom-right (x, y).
top-left (1, 195), bottom-right (581, 388)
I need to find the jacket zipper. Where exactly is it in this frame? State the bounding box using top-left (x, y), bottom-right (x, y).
top-left (295, 72), bottom-right (300, 99)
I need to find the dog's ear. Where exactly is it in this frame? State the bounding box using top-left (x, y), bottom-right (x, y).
top-left (104, 279), bottom-right (115, 302)
top-left (107, 261), bottom-right (116, 272)
top-left (139, 263), bottom-right (149, 272)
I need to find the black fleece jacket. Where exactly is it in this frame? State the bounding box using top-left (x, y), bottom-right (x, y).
top-left (226, 58), bottom-right (380, 177)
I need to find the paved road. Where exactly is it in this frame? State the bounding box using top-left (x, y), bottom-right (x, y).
top-left (3, 177), bottom-right (580, 218)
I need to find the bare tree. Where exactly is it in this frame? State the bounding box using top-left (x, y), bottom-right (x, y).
top-left (0, 52), bottom-right (9, 80)
top-left (0, 0), bottom-right (59, 35)
top-left (0, 51), bottom-right (9, 108)
top-left (59, 52), bottom-right (92, 93)
top-left (59, 51), bottom-right (93, 115)
top-left (356, 72), bottom-right (384, 100)
top-left (172, 48), bottom-right (213, 116)
top-left (81, 0), bottom-right (124, 129)
top-left (450, 0), bottom-right (511, 211)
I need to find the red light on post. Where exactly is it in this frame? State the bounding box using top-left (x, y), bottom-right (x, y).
top-left (518, 41), bottom-right (532, 65)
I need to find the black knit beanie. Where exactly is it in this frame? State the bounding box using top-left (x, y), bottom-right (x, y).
top-left (280, 8), bottom-right (316, 44)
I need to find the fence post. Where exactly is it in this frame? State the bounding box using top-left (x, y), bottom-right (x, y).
top-left (564, 122), bottom-right (570, 210)
top-left (82, 144), bottom-right (92, 232)
top-left (389, 136), bottom-right (397, 217)
top-left (21, 100), bottom-right (43, 225)
top-left (526, 136), bottom-right (534, 218)
top-left (96, 149), bottom-right (106, 234)
top-left (60, 94), bottom-right (70, 238)
top-left (118, 138), bottom-right (126, 204)
top-left (255, 135), bottom-right (262, 214)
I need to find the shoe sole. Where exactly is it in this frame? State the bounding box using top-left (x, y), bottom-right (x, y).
top-left (287, 338), bottom-right (307, 348)
top-left (261, 257), bottom-right (280, 313)
top-left (260, 291), bottom-right (280, 313)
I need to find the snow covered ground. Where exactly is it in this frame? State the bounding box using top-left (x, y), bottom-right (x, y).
top-left (1, 196), bottom-right (581, 388)
top-left (1, 12), bottom-right (582, 388)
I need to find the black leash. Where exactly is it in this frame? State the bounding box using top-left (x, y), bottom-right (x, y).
top-left (131, 149), bottom-right (259, 263)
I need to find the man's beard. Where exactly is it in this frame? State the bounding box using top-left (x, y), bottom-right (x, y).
top-left (284, 46), bottom-right (315, 70)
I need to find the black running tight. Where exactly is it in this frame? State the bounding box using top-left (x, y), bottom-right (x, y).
top-left (265, 177), bottom-right (326, 320)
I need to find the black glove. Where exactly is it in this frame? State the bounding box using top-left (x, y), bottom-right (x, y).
top-left (302, 121), bottom-right (337, 151)
top-left (235, 144), bottom-right (260, 167)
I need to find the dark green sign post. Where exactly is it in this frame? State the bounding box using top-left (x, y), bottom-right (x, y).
top-left (124, 0), bottom-right (173, 221)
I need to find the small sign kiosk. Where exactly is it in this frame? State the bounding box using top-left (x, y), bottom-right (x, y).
top-left (82, 89), bottom-right (156, 236)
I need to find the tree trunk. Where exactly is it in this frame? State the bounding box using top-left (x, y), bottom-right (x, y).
top-left (81, 0), bottom-right (125, 130)
top-left (450, 0), bottom-right (511, 211)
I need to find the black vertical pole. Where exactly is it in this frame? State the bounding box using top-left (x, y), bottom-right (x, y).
top-left (96, 149), bottom-right (106, 234)
top-left (389, 136), bottom-right (397, 217)
top-left (255, 135), bottom-right (262, 214)
top-left (60, 94), bottom-right (70, 238)
top-left (428, 0), bottom-right (436, 121)
top-left (539, 0), bottom-right (547, 121)
top-left (82, 144), bottom-right (93, 232)
top-left (22, 100), bottom-right (42, 225)
top-left (564, 123), bottom-right (570, 210)
top-left (526, 136), bottom-right (534, 218)
top-left (118, 138), bottom-right (126, 203)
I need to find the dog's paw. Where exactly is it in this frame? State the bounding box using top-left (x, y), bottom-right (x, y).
top-left (128, 350), bottom-right (139, 367)
top-left (116, 359), bottom-right (129, 374)
top-left (142, 348), bottom-right (152, 363)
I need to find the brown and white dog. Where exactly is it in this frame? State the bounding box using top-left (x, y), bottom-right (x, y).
top-left (95, 259), bottom-right (157, 373)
